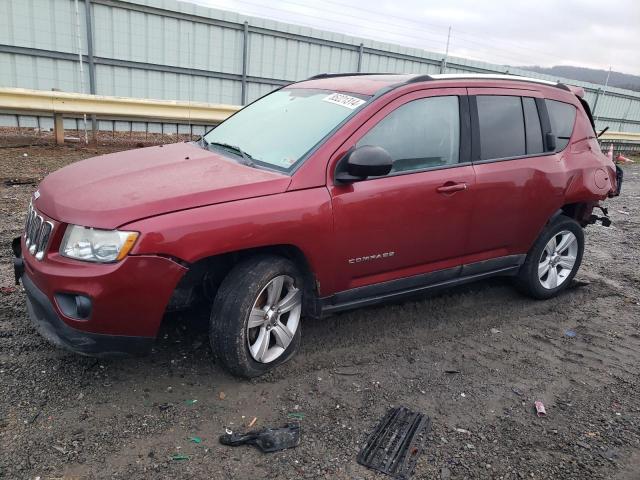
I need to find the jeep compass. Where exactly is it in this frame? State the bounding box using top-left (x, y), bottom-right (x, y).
top-left (13, 73), bottom-right (621, 377)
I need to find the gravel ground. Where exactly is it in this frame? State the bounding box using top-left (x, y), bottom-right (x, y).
top-left (1, 144), bottom-right (639, 479)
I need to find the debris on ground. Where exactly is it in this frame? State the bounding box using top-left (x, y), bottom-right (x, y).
top-left (357, 406), bottom-right (431, 479)
top-left (219, 423), bottom-right (301, 453)
top-left (184, 399), bottom-right (198, 406)
top-left (189, 436), bottom-right (202, 444)
top-left (0, 286), bottom-right (16, 295)
top-left (287, 412), bottom-right (304, 420)
top-left (490, 328), bottom-right (501, 334)
top-left (564, 329), bottom-right (577, 338)
top-left (247, 417), bottom-right (257, 428)
top-left (171, 454), bottom-right (190, 461)
top-left (218, 391), bottom-right (226, 400)
top-left (535, 401), bottom-right (547, 417)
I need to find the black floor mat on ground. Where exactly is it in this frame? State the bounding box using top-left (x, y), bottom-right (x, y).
top-left (357, 406), bottom-right (431, 479)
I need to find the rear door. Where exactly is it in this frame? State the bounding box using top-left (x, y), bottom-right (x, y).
top-left (467, 88), bottom-right (567, 259)
top-left (327, 88), bottom-right (476, 294)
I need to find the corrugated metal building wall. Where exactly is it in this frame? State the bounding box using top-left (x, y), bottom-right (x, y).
top-left (1, 0), bottom-right (639, 132)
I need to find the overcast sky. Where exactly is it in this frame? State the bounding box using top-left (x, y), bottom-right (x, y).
top-left (186, 0), bottom-right (640, 77)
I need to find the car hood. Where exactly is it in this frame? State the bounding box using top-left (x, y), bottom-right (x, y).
top-left (36, 142), bottom-right (291, 229)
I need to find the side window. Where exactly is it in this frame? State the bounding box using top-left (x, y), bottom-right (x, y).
top-left (477, 95), bottom-right (525, 160)
top-left (357, 96), bottom-right (460, 173)
top-left (522, 97), bottom-right (544, 154)
top-left (545, 99), bottom-right (576, 151)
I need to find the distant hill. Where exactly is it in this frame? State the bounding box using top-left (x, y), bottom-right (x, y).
top-left (519, 66), bottom-right (640, 92)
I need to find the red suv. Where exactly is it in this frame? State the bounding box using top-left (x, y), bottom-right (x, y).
top-left (13, 73), bottom-right (621, 377)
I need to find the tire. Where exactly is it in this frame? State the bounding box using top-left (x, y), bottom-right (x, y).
top-left (516, 214), bottom-right (584, 300)
top-left (210, 255), bottom-right (303, 378)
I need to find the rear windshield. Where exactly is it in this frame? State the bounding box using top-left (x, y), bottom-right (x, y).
top-left (203, 89), bottom-right (369, 172)
top-left (545, 99), bottom-right (577, 151)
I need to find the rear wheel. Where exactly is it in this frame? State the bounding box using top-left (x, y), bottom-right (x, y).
top-left (516, 215), bottom-right (584, 299)
top-left (210, 255), bottom-right (303, 378)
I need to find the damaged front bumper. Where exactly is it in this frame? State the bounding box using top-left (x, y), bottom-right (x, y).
top-left (12, 236), bottom-right (186, 357)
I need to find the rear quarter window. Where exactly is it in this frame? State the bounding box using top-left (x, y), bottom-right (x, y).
top-left (545, 99), bottom-right (576, 151)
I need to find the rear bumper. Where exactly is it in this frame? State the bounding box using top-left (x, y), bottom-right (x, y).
top-left (22, 272), bottom-right (154, 357)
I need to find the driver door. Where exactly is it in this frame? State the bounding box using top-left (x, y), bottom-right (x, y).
top-left (327, 88), bottom-right (476, 294)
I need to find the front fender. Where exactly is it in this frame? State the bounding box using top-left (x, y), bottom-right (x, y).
top-left (122, 188), bottom-right (337, 295)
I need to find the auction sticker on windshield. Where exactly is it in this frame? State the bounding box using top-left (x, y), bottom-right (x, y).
top-left (323, 92), bottom-right (366, 109)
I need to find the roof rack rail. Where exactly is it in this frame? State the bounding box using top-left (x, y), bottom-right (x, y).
top-left (305, 72), bottom-right (393, 80)
top-left (404, 74), bottom-right (434, 83)
top-left (400, 73), bottom-right (572, 92)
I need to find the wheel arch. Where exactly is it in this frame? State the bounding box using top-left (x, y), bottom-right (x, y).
top-left (550, 202), bottom-right (597, 227)
top-left (166, 244), bottom-right (321, 317)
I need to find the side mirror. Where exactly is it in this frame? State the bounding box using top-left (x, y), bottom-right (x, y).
top-left (545, 133), bottom-right (556, 152)
top-left (335, 145), bottom-right (393, 183)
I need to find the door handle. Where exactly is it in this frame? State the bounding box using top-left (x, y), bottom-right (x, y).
top-left (436, 182), bottom-right (467, 193)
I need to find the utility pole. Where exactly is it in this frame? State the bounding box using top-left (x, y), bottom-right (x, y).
top-left (73, 0), bottom-right (89, 144)
top-left (593, 66), bottom-right (612, 123)
top-left (440, 26), bottom-right (451, 74)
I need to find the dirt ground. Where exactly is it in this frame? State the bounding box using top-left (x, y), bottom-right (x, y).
top-left (0, 141), bottom-right (639, 479)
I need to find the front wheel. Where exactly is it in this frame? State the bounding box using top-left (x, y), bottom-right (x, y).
top-left (516, 215), bottom-right (584, 299)
top-left (210, 255), bottom-right (303, 378)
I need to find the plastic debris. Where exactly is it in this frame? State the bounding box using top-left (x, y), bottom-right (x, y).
top-left (455, 428), bottom-right (471, 434)
top-left (0, 286), bottom-right (16, 295)
top-left (220, 423), bottom-right (300, 453)
top-left (490, 328), bottom-right (501, 334)
top-left (184, 399), bottom-right (198, 406)
top-left (287, 412), bottom-right (304, 420)
top-left (171, 454), bottom-right (190, 461)
top-left (247, 417), bottom-right (257, 428)
top-left (511, 387), bottom-right (524, 397)
top-left (218, 391), bottom-right (226, 400)
top-left (564, 329), bottom-right (577, 338)
top-left (616, 154), bottom-right (634, 164)
top-left (444, 369), bottom-right (460, 374)
top-left (189, 436), bottom-right (202, 444)
top-left (357, 406), bottom-right (431, 479)
top-left (534, 401), bottom-right (546, 417)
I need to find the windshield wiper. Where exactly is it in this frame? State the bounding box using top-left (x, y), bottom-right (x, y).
top-left (207, 141), bottom-right (256, 167)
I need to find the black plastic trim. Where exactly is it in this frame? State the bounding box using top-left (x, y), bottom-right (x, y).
top-left (320, 254), bottom-right (525, 314)
top-left (469, 95), bottom-right (481, 162)
top-left (460, 254), bottom-right (525, 277)
top-left (459, 95), bottom-right (472, 164)
top-left (470, 150), bottom-right (557, 166)
top-left (535, 97), bottom-right (554, 151)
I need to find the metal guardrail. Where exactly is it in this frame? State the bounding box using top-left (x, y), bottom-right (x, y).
top-left (599, 132), bottom-right (640, 155)
top-left (0, 87), bottom-right (240, 144)
top-left (599, 131), bottom-right (640, 142)
top-left (2, 86), bottom-right (639, 153)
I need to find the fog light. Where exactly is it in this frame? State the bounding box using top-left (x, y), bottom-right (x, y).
top-left (55, 293), bottom-right (92, 320)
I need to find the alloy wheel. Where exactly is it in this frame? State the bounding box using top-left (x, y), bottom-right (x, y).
top-left (246, 275), bottom-right (302, 363)
top-left (538, 230), bottom-right (578, 289)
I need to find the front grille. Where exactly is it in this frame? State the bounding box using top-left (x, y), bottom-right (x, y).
top-left (24, 202), bottom-right (54, 261)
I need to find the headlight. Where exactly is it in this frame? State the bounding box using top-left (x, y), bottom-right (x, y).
top-left (60, 225), bottom-right (139, 263)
